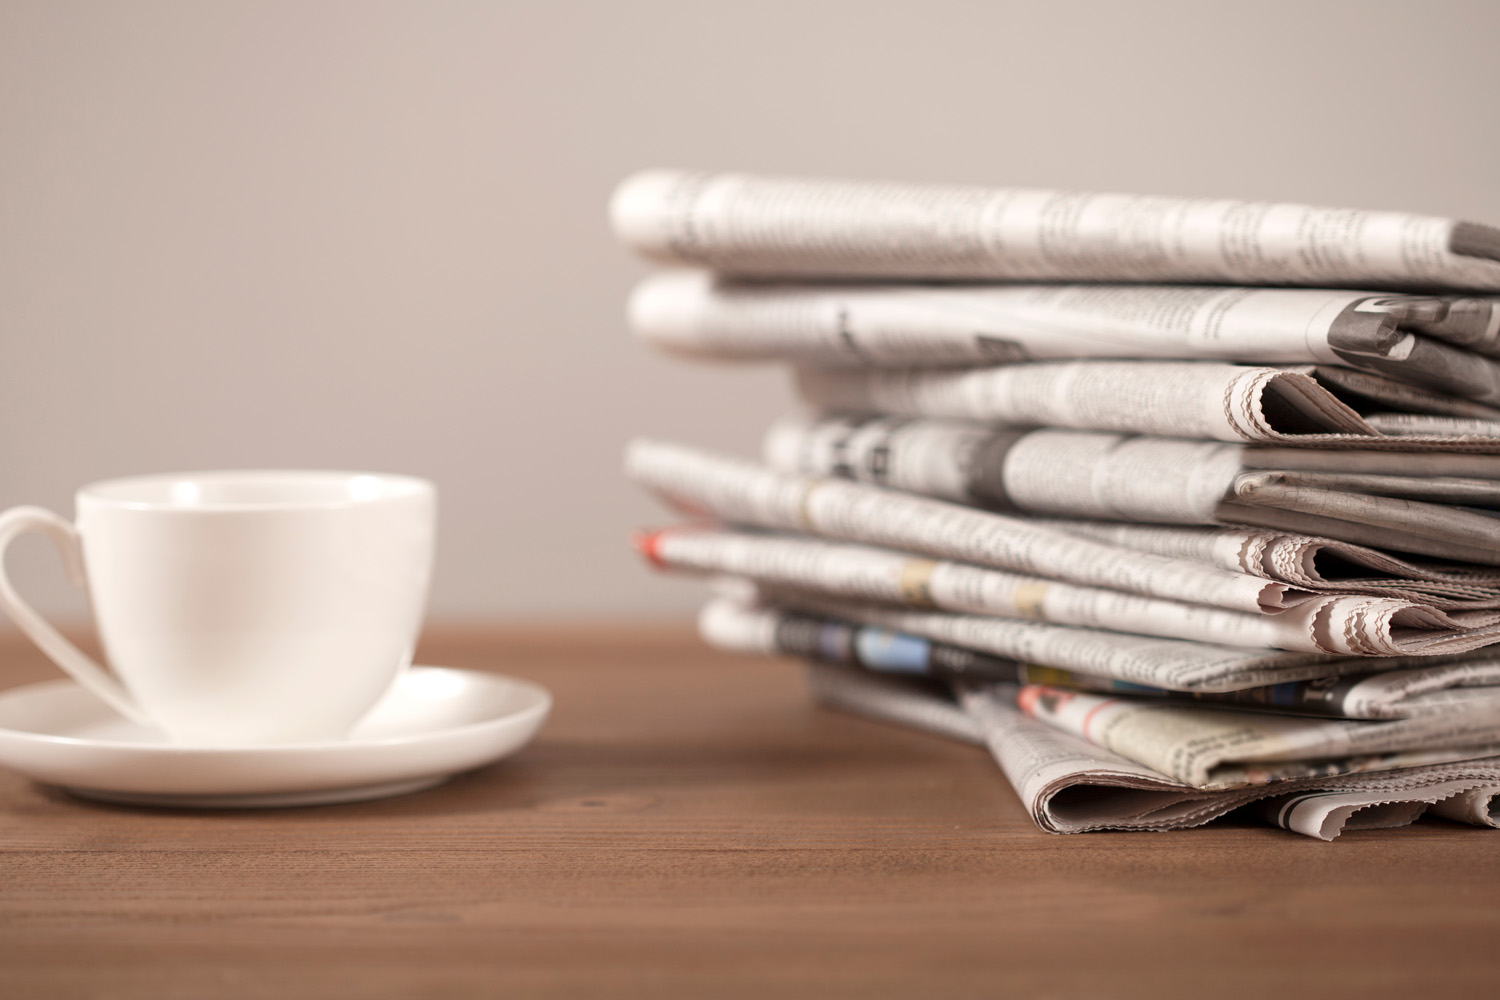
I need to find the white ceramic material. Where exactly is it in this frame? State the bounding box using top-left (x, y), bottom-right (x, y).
top-left (0, 471), bottom-right (435, 745)
top-left (0, 666), bottom-right (550, 807)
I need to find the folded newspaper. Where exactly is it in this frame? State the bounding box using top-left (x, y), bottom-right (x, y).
top-left (792, 362), bottom-right (1500, 449)
top-left (768, 413), bottom-right (1500, 602)
top-left (642, 525), bottom-right (1500, 656)
top-left (725, 606), bottom-right (1500, 839)
top-left (698, 597), bottom-right (1500, 718)
top-left (626, 437), bottom-right (1305, 614)
top-left (612, 170), bottom-right (1500, 290)
top-left (1011, 683), bottom-right (1500, 788)
top-left (754, 591), bottom-right (1371, 693)
top-left (630, 273), bottom-right (1500, 402)
top-left (1031, 519), bottom-right (1500, 609)
top-left (764, 414), bottom-right (1500, 564)
top-left (828, 665), bottom-right (1500, 839)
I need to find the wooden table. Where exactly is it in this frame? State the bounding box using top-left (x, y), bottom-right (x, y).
top-left (1, 625), bottom-right (1497, 998)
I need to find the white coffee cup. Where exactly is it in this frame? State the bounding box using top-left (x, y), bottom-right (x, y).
top-left (0, 471), bottom-right (435, 745)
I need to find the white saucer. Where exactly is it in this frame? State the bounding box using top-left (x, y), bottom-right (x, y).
top-left (0, 666), bottom-right (551, 808)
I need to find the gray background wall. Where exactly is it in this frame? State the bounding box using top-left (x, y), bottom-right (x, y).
top-left (3, 0), bottom-right (1499, 623)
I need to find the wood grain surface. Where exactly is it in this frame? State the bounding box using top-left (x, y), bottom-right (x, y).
top-left (1, 624), bottom-right (1498, 999)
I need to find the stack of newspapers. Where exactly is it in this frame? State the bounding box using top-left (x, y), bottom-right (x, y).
top-left (613, 169), bottom-right (1500, 839)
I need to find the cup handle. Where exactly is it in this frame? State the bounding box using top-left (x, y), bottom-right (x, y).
top-left (0, 506), bottom-right (150, 724)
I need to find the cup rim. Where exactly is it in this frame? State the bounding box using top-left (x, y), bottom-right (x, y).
top-left (77, 470), bottom-right (434, 512)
